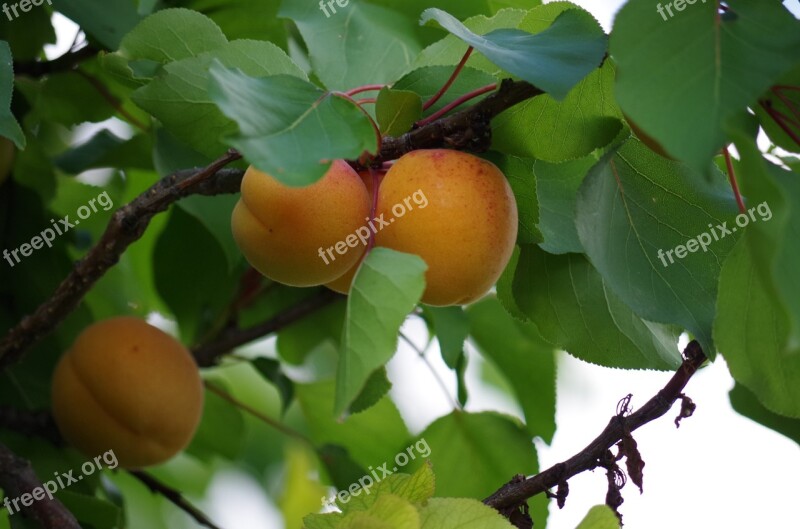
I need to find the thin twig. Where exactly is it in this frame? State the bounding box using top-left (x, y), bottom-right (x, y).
top-left (484, 341), bottom-right (707, 521)
top-left (129, 470), bottom-right (223, 529)
top-left (0, 152), bottom-right (244, 372)
top-left (14, 45), bottom-right (99, 77)
top-left (192, 289), bottom-right (340, 367)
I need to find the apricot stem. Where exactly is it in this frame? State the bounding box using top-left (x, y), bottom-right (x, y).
top-left (760, 100), bottom-right (800, 149)
top-left (770, 87), bottom-right (800, 124)
top-left (423, 47), bottom-right (474, 111)
top-left (722, 146), bottom-right (746, 214)
top-left (416, 83), bottom-right (498, 128)
top-left (366, 166), bottom-right (385, 253)
top-left (344, 84), bottom-right (386, 97)
top-left (357, 98), bottom-right (377, 105)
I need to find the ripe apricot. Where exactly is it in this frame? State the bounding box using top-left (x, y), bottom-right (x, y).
top-left (51, 317), bottom-right (204, 469)
top-left (231, 161), bottom-right (371, 286)
top-left (374, 150), bottom-right (517, 306)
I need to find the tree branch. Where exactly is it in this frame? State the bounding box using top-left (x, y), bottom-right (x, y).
top-left (0, 152), bottom-right (244, 372)
top-left (0, 442), bottom-right (81, 529)
top-left (483, 341), bottom-right (707, 523)
top-left (373, 79), bottom-right (543, 164)
top-left (0, 406), bottom-right (61, 445)
top-left (192, 289), bottom-right (341, 367)
top-left (14, 45), bottom-right (100, 77)
top-left (129, 470), bottom-right (223, 529)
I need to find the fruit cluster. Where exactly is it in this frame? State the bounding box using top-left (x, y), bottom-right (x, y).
top-left (232, 149), bottom-right (519, 306)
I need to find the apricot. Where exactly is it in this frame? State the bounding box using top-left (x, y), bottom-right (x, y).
top-left (51, 317), bottom-right (204, 469)
top-left (374, 150), bottom-right (517, 306)
top-left (231, 161), bottom-right (371, 286)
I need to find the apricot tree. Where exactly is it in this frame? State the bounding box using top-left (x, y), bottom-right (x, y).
top-left (0, 1), bottom-right (799, 529)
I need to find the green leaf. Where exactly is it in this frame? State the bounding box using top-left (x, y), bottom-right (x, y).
top-left (467, 296), bottom-right (556, 441)
top-left (134, 39), bottom-right (306, 158)
top-left (55, 130), bottom-right (153, 174)
top-left (425, 306), bottom-right (469, 369)
top-left (276, 299), bottom-right (346, 365)
top-left (209, 66), bottom-right (377, 186)
top-left (419, 498), bottom-right (515, 529)
top-left (482, 153), bottom-right (541, 245)
top-left (413, 9), bottom-right (530, 77)
top-left (729, 126), bottom-right (800, 350)
top-left (611, 0), bottom-right (800, 171)
top-left (115, 8), bottom-right (228, 65)
top-left (186, 0), bottom-right (287, 46)
top-left (152, 207), bottom-right (238, 342)
top-left (186, 379), bottom-right (246, 460)
top-left (575, 139), bottom-right (742, 353)
top-left (177, 194), bottom-right (241, 272)
top-left (296, 381), bottom-right (411, 470)
top-left (0, 6), bottom-right (55, 62)
top-left (0, 41), bottom-right (24, 149)
top-left (714, 238), bottom-right (800, 418)
top-left (336, 462), bottom-right (435, 515)
top-left (336, 248), bottom-right (427, 415)
top-left (492, 57), bottom-right (622, 162)
top-left (251, 358), bottom-right (295, 415)
top-left (512, 245), bottom-right (682, 370)
top-left (419, 411), bottom-right (537, 499)
top-left (57, 490), bottom-right (123, 529)
top-left (376, 88), bottom-right (422, 137)
top-left (279, 0), bottom-right (422, 91)
top-left (420, 7), bottom-right (607, 100)
top-left (575, 505), bottom-right (620, 529)
top-left (729, 383), bottom-right (800, 446)
top-left (534, 155), bottom-right (596, 254)
top-left (51, 0), bottom-right (143, 49)
top-left (339, 495), bottom-right (421, 529)
top-left (35, 72), bottom-right (116, 126)
top-left (350, 368), bottom-right (393, 415)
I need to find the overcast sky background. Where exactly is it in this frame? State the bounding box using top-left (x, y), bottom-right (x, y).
top-left (44, 2), bottom-right (800, 528)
